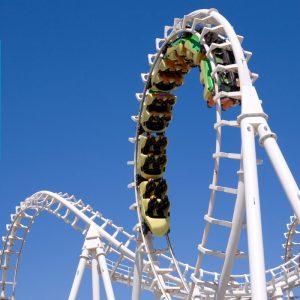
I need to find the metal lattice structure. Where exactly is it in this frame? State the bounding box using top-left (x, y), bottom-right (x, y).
top-left (1, 8), bottom-right (300, 300)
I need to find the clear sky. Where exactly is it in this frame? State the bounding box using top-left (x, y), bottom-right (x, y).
top-left (1, 0), bottom-right (300, 299)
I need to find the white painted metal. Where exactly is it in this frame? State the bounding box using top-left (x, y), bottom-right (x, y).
top-left (92, 255), bottom-right (100, 300)
top-left (2, 191), bottom-right (300, 298)
top-left (216, 167), bottom-right (246, 300)
top-left (132, 234), bottom-right (143, 300)
top-left (241, 120), bottom-right (267, 300)
top-left (257, 122), bottom-right (300, 221)
top-left (95, 239), bottom-right (115, 300)
top-left (68, 249), bottom-right (89, 300)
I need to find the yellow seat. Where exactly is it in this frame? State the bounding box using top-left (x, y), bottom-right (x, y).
top-left (140, 110), bottom-right (171, 133)
top-left (138, 135), bottom-right (168, 155)
top-left (139, 182), bottom-right (170, 236)
top-left (136, 153), bottom-right (167, 179)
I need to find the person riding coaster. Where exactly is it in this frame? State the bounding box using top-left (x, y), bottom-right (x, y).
top-left (218, 71), bottom-right (240, 93)
top-left (165, 33), bottom-right (205, 67)
top-left (139, 180), bottom-right (170, 236)
top-left (140, 110), bottom-right (172, 133)
top-left (212, 48), bottom-right (235, 65)
top-left (146, 195), bottom-right (170, 218)
top-left (144, 92), bottom-right (176, 114)
top-left (143, 178), bottom-right (168, 199)
top-left (140, 153), bottom-right (167, 176)
top-left (203, 31), bottom-right (225, 46)
top-left (139, 135), bottom-right (168, 155)
top-left (151, 70), bottom-right (184, 92)
top-left (158, 58), bottom-right (191, 74)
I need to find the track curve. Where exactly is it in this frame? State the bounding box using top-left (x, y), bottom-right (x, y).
top-left (129, 7), bottom-right (300, 299)
top-left (0, 191), bottom-right (197, 299)
top-left (1, 192), bottom-right (300, 299)
top-left (130, 7), bottom-right (252, 299)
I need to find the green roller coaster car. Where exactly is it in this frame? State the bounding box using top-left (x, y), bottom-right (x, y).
top-left (200, 58), bottom-right (214, 100)
top-left (139, 181), bottom-right (170, 236)
top-left (165, 34), bottom-right (204, 66)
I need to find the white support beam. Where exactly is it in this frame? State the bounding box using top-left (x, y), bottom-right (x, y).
top-left (96, 242), bottom-right (115, 300)
top-left (216, 166), bottom-right (246, 299)
top-left (132, 233), bottom-right (143, 300)
top-left (241, 120), bottom-right (267, 300)
top-left (91, 255), bottom-right (100, 300)
top-left (68, 248), bottom-right (89, 300)
top-left (257, 122), bottom-right (300, 221)
top-left (84, 225), bottom-right (115, 300)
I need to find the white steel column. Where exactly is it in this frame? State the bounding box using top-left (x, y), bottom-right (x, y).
top-left (96, 242), bottom-right (115, 300)
top-left (215, 166), bottom-right (245, 300)
top-left (257, 122), bottom-right (300, 220)
top-left (132, 233), bottom-right (143, 300)
top-left (194, 8), bottom-right (268, 298)
top-left (85, 224), bottom-right (115, 300)
top-left (91, 254), bottom-right (100, 300)
top-left (68, 248), bottom-right (89, 300)
top-left (241, 119), bottom-right (267, 300)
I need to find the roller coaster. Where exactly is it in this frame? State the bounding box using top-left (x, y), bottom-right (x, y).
top-left (1, 8), bottom-right (300, 300)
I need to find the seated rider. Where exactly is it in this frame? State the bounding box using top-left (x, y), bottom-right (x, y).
top-left (156, 196), bottom-right (170, 218)
top-left (155, 179), bottom-right (168, 198)
top-left (146, 196), bottom-right (158, 217)
top-left (144, 178), bottom-right (156, 198)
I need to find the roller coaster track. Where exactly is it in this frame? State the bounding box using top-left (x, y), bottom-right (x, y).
top-left (1, 191), bottom-right (300, 299)
top-left (2, 7), bottom-right (300, 300)
top-left (0, 191), bottom-right (195, 300)
top-left (284, 215), bottom-right (300, 263)
top-left (128, 7), bottom-right (300, 300)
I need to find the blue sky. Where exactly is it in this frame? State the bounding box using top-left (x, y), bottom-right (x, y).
top-left (1, 0), bottom-right (300, 299)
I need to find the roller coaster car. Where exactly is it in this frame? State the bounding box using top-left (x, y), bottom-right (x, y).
top-left (204, 32), bottom-right (225, 46)
top-left (200, 58), bottom-right (215, 101)
top-left (221, 97), bottom-right (239, 111)
top-left (183, 34), bottom-right (206, 66)
top-left (142, 178), bottom-right (168, 198)
top-left (140, 110), bottom-right (172, 133)
top-left (207, 95), bottom-right (215, 108)
top-left (212, 48), bottom-right (235, 65)
top-left (166, 38), bottom-right (186, 58)
top-left (139, 181), bottom-right (170, 236)
top-left (139, 135), bottom-right (168, 155)
top-left (166, 35), bottom-right (203, 66)
top-left (152, 70), bottom-right (184, 92)
top-left (137, 153), bottom-right (167, 179)
top-left (218, 71), bottom-right (240, 93)
top-left (144, 93), bottom-right (176, 113)
top-left (158, 59), bottom-right (191, 74)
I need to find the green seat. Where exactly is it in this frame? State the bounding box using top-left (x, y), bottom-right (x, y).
top-left (200, 59), bottom-right (214, 100)
top-left (184, 34), bottom-right (205, 65)
top-left (184, 34), bottom-right (202, 54)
